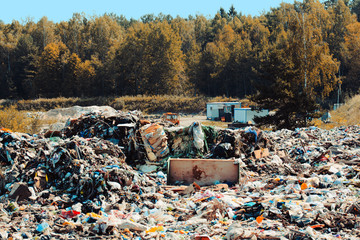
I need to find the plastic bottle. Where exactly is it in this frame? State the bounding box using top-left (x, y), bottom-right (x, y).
top-left (36, 222), bottom-right (50, 233)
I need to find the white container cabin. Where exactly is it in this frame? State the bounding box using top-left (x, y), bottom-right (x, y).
top-left (206, 102), bottom-right (241, 121)
top-left (234, 108), bottom-right (269, 124)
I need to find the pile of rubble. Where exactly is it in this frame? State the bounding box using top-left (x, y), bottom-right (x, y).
top-left (0, 110), bottom-right (359, 239)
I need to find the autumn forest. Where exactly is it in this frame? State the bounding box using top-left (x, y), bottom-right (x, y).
top-left (1, 0), bottom-right (360, 110)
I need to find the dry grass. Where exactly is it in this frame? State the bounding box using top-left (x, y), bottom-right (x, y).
top-left (201, 120), bottom-right (230, 128)
top-left (13, 97), bottom-right (110, 111)
top-left (111, 95), bottom-right (246, 114)
top-left (311, 95), bottom-right (360, 129)
top-left (0, 105), bottom-right (30, 133)
top-left (110, 95), bottom-right (209, 114)
top-left (0, 105), bottom-right (56, 134)
top-left (332, 95), bottom-right (360, 125)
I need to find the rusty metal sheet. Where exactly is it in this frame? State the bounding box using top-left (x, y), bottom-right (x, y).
top-left (167, 158), bottom-right (240, 186)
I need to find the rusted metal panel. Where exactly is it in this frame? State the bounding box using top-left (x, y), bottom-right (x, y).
top-left (167, 158), bottom-right (240, 186)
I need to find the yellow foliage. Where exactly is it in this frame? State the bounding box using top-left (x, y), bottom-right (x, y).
top-left (0, 105), bottom-right (33, 133)
top-left (0, 105), bottom-right (55, 134)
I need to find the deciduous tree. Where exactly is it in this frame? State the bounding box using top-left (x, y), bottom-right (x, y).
top-left (116, 21), bottom-right (185, 95)
top-left (35, 42), bottom-right (69, 97)
top-left (252, 1), bottom-right (339, 129)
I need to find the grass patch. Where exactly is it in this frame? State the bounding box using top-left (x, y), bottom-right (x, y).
top-left (311, 95), bottom-right (360, 129)
top-left (201, 120), bottom-right (230, 128)
top-left (0, 105), bottom-right (56, 134)
top-left (10, 97), bottom-right (110, 111)
top-left (110, 95), bottom-right (209, 114)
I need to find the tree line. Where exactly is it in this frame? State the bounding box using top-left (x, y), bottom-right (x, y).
top-left (1, 0), bottom-right (360, 107)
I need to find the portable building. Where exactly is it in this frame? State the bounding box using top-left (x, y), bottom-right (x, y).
top-left (206, 102), bottom-right (241, 121)
top-left (234, 108), bottom-right (269, 124)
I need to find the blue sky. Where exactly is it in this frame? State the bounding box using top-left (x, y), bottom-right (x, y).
top-left (1, 0), bottom-right (294, 24)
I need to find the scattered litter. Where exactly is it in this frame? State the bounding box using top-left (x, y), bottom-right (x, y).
top-left (0, 109), bottom-right (359, 239)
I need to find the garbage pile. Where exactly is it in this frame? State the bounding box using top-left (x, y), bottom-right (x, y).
top-left (38, 105), bottom-right (119, 132)
top-left (0, 128), bottom-right (162, 238)
top-left (166, 122), bottom-right (215, 158)
top-left (0, 114), bottom-right (360, 239)
top-left (166, 124), bottom-right (270, 160)
top-left (58, 112), bottom-right (272, 164)
top-left (0, 129), bottom-right (133, 201)
top-left (61, 111), bottom-right (148, 165)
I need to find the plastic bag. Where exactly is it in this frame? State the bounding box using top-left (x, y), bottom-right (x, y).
top-left (191, 122), bottom-right (205, 151)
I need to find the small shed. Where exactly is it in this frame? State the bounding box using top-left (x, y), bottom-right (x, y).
top-left (234, 108), bottom-right (269, 124)
top-left (206, 102), bottom-right (241, 121)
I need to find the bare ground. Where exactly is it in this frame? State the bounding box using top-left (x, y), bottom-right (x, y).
top-left (179, 114), bottom-right (207, 127)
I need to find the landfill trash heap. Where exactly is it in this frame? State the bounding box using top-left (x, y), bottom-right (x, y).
top-left (59, 112), bottom-right (266, 164)
top-left (0, 111), bottom-right (359, 239)
top-left (61, 110), bottom-right (148, 165)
